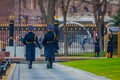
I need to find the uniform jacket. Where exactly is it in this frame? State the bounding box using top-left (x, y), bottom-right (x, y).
top-left (23, 32), bottom-right (41, 61)
top-left (95, 36), bottom-right (100, 53)
top-left (107, 34), bottom-right (113, 53)
top-left (42, 31), bottom-right (58, 61)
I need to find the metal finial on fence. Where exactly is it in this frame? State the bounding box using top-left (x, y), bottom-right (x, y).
top-left (9, 14), bottom-right (14, 20)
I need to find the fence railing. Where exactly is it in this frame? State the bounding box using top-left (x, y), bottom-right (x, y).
top-left (0, 24), bottom-right (98, 56)
top-left (0, 23), bottom-right (118, 57)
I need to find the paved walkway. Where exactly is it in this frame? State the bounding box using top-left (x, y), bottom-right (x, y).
top-left (19, 62), bottom-right (109, 80)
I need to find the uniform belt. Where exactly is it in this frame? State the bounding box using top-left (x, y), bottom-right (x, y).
top-left (26, 41), bottom-right (35, 44)
top-left (47, 41), bottom-right (54, 43)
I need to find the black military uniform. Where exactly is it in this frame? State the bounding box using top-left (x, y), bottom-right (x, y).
top-left (23, 26), bottom-right (41, 69)
top-left (42, 24), bottom-right (58, 69)
top-left (107, 30), bottom-right (113, 58)
top-left (94, 32), bottom-right (100, 57)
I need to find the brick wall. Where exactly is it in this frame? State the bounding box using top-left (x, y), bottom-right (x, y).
top-left (0, 0), bottom-right (119, 24)
top-left (0, 0), bottom-right (14, 23)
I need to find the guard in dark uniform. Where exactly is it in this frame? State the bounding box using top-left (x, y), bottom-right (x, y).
top-left (42, 24), bottom-right (58, 69)
top-left (23, 26), bottom-right (41, 69)
top-left (67, 35), bottom-right (72, 46)
top-left (94, 32), bottom-right (100, 57)
top-left (107, 29), bottom-right (113, 58)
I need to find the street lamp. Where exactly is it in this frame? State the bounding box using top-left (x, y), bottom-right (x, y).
top-left (9, 14), bottom-right (14, 46)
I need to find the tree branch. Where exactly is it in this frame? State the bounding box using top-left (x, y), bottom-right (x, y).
top-left (38, 0), bottom-right (47, 22)
top-left (102, 0), bottom-right (107, 15)
top-left (61, 0), bottom-right (65, 14)
top-left (66, 0), bottom-right (71, 12)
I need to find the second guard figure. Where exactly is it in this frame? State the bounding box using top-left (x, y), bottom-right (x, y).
top-left (42, 24), bottom-right (58, 69)
top-left (23, 26), bottom-right (41, 69)
top-left (107, 29), bottom-right (113, 58)
top-left (94, 32), bottom-right (100, 57)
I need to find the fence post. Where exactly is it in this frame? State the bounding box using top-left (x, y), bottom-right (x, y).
top-left (9, 15), bottom-right (14, 46)
top-left (54, 20), bottom-right (59, 37)
top-left (118, 32), bottom-right (120, 57)
top-left (54, 20), bottom-right (59, 54)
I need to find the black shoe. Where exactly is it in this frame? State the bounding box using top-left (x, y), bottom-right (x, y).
top-left (47, 61), bottom-right (50, 69)
top-left (29, 66), bottom-right (32, 69)
top-left (28, 64), bottom-right (32, 69)
top-left (50, 62), bottom-right (53, 69)
top-left (28, 61), bottom-right (32, 69)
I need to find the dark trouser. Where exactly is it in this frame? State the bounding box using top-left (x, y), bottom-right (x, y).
top-left (94, 52), bottom-right (99, 57)
top-left (47, 56), bottom-right (53, 69)
top-left (96, 52), bottom-right (99, 57)
top-left (28, 60), bottom-right (32, 69)
top-left (47, 60), bottom-right (53, 69)
top-left (109, 52), bottom-right (113, 58)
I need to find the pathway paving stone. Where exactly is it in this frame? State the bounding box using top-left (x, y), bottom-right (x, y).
top-left (19, 62), bottom-right (109, 80)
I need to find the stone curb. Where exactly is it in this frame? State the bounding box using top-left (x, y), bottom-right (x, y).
top-left (6, 63), bottom-right (20, 80)
top-left (6, 63), bottom-right (16, 80)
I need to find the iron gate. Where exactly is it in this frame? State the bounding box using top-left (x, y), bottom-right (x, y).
top-left (0, 23), bottom-right (98, 56)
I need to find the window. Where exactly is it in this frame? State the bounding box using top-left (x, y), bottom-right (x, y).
top-left (107, 4), bottom-right (112, 16)
top-left (31, 0), bottom-right (36, 9)
top-left (83, 6), bottom-right (89, 13)
top-left (70, 6), bottom-right (77, 14)
top-left (20, 15), bottom-right (28, 24)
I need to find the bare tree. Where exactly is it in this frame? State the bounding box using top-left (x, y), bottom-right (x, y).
top-left (92, 0), bottom-right (108, 52)
top-left (38, 0), bottom-right (71, 56)
top-left (38, 0), bottom-right (56, 24)
top-left (60, 0), bottom-right (71, 56)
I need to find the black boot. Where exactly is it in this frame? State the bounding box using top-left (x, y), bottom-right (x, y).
top-left (96, 52), bottom-right (99, 57)
top-left (28, 61), bottom-right (32, 69)
top-left (110, 53), bottom-right (112, 58)
top-left (47, 61), bottom-right (50, 69)
top-left (50, 61), bottom-right (53, 69)
top-left (28, 61), bottom-right (30, 69)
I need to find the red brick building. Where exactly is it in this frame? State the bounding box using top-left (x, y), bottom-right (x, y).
top-left (0, 0), bottom-right (14, 23)
top-left (0, 0), bottom-right (119, 24)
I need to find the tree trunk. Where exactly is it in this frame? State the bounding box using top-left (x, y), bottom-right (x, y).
top-left (47, 0), bottom-right (55, 24)
top-left (92, 0), bottom-right (107, 52)
top-left (63, 12), bottom-right (68, 56)
top-left (38, 0), bottom-right (55, 24)
top-left (97, 20), bottom-right (104, 51)
top-left (61, 0), bottom-right (71, 56)
top-left (38, 0), bottom-right (47, 23)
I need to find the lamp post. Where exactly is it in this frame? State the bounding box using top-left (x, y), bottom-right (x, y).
top-left (54, 16), bottom-right (59, 54)
top-left (54, 16), bottom-right (59, 37)
top-left (9, 14), bottom-right (14, 46)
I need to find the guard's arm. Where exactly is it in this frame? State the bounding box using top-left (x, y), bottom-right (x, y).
top-left (22, 35), bottom-right (27, 45)
top-left (35, 36), bottom-right (41, 49)
top-left (42, 34), bottom-right (47, 46)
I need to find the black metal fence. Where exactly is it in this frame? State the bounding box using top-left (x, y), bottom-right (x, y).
top-left (0, 23), bottom-right (118, 57)
top-left (0, 23), bottom-right (99, 56)
top-left (58, 26), bottom-right (98, 56)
